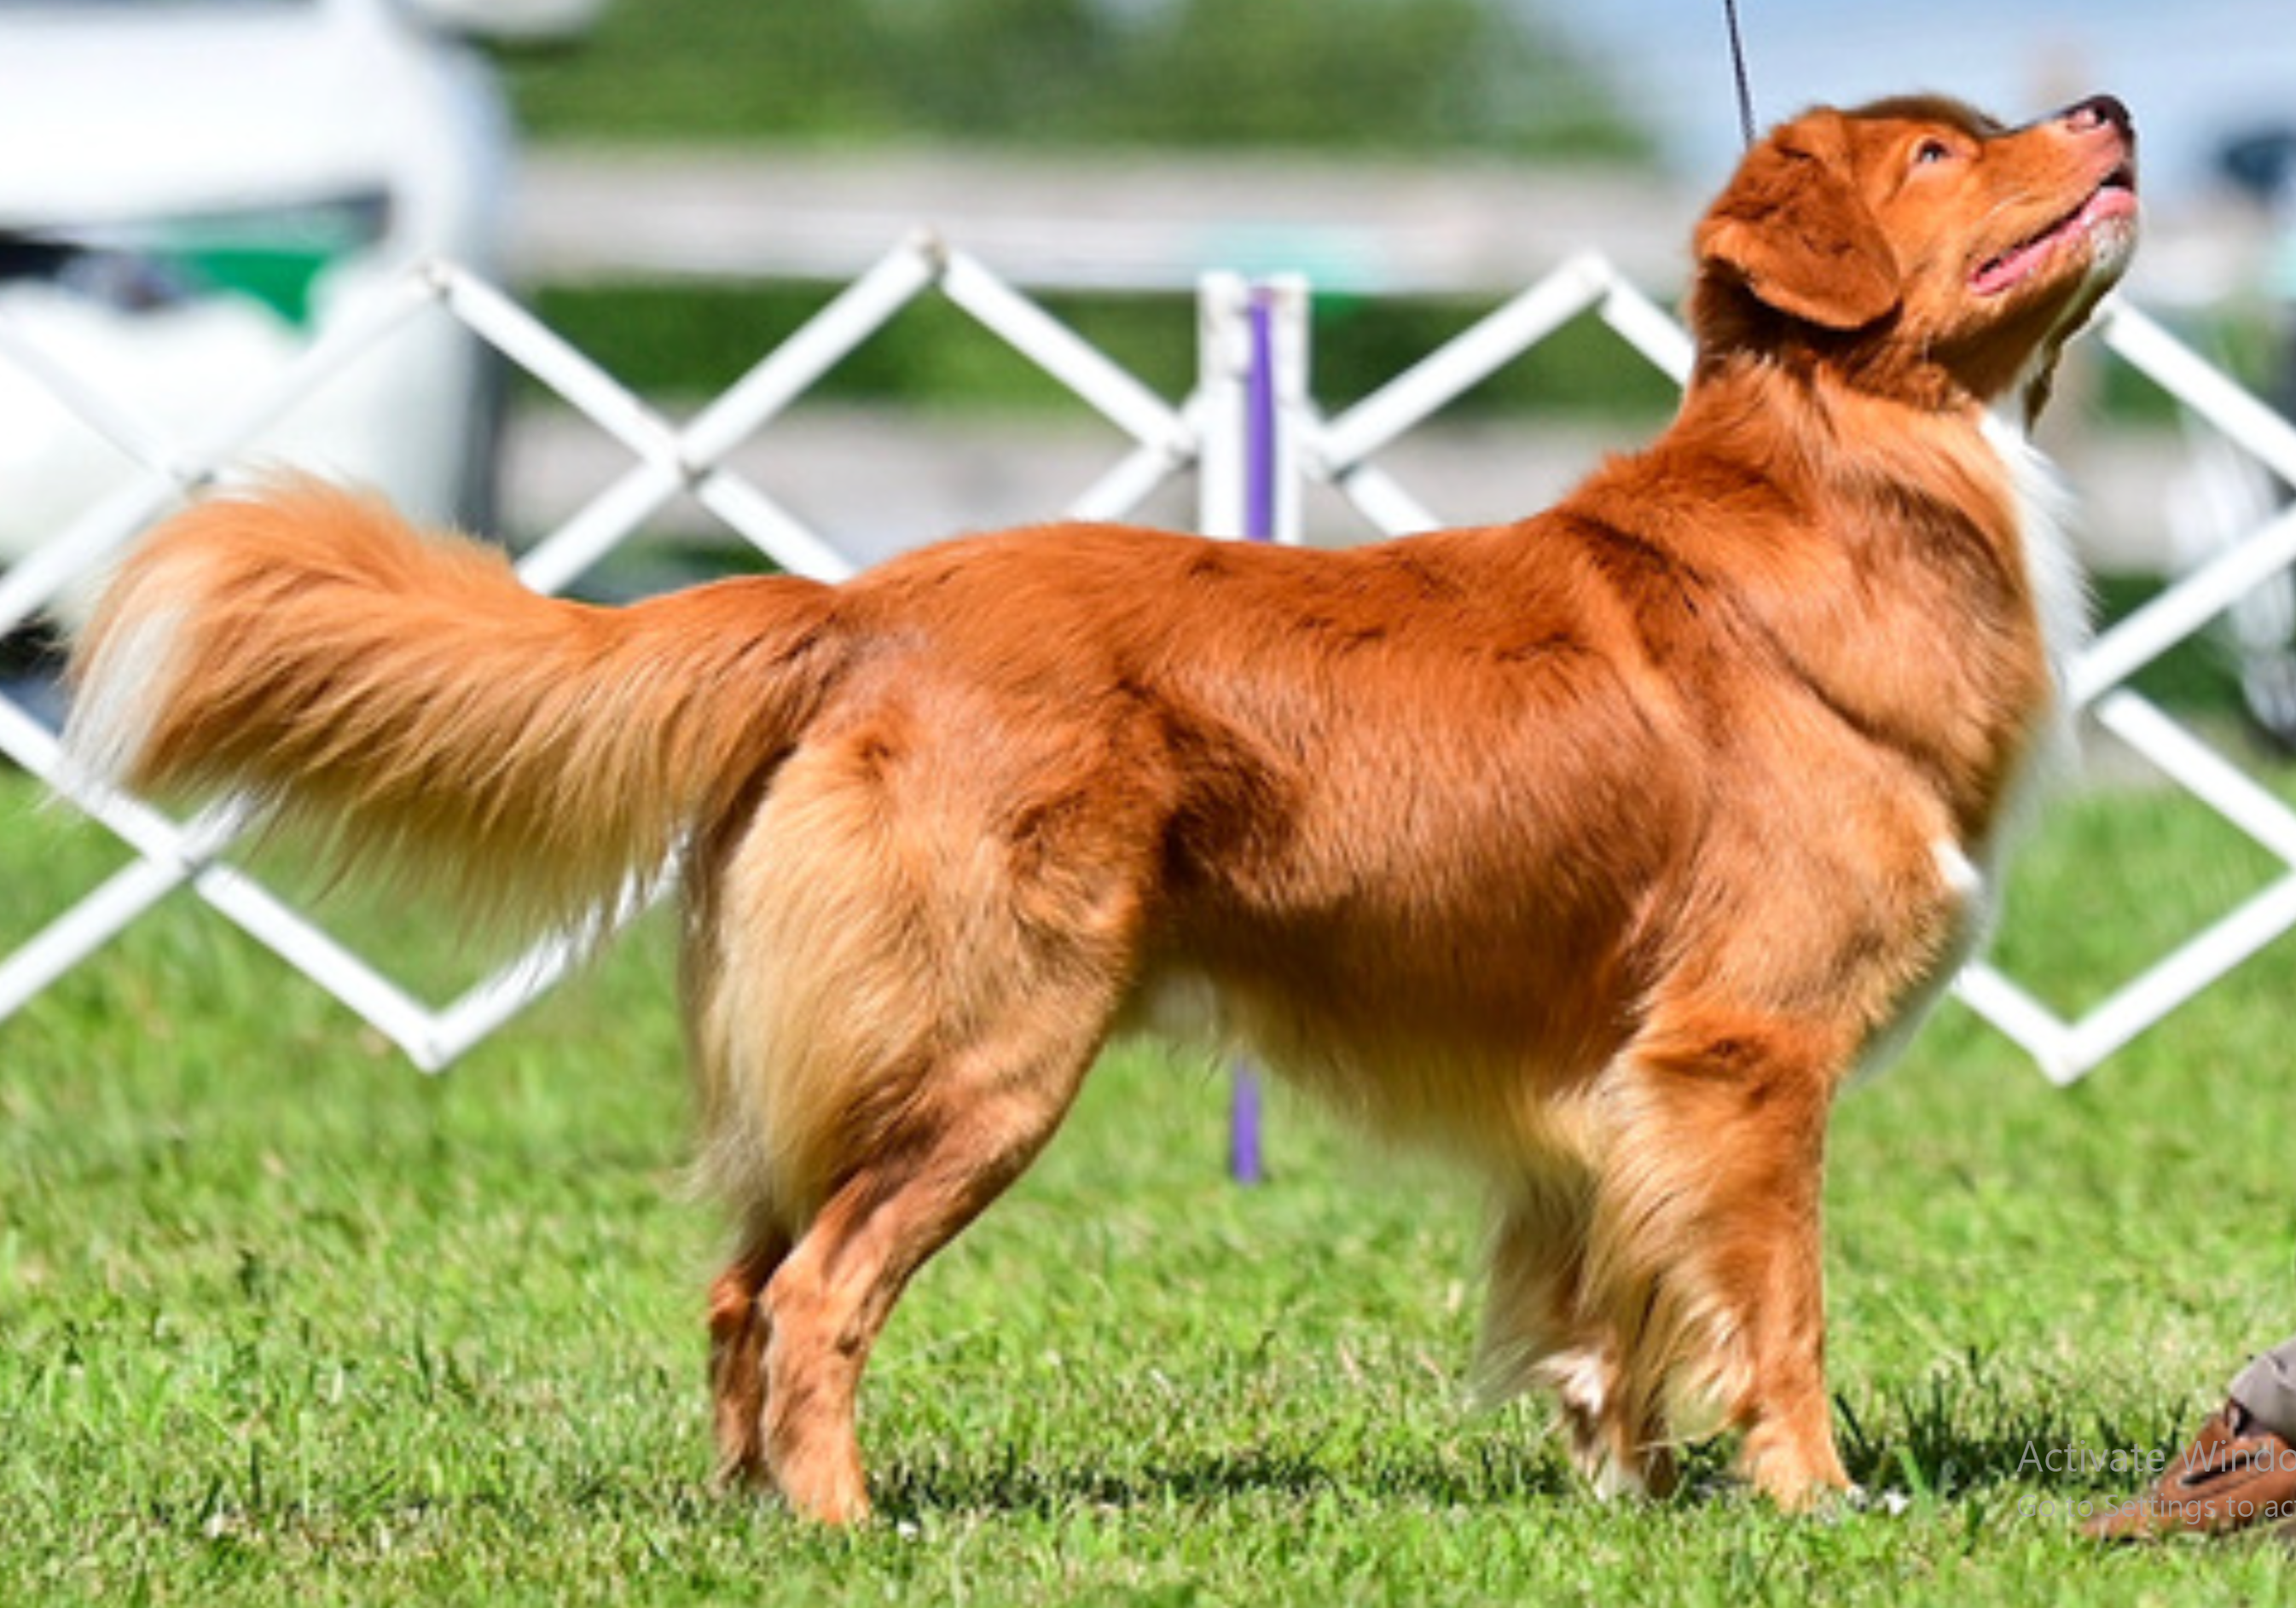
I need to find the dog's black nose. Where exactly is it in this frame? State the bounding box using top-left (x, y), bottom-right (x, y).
top-left (2063, 95), bottom-right (2133, 136)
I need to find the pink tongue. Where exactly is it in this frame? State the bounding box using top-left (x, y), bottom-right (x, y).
top-left (1973, 233), bottom-right (2056, 295)
top-left (1974, 187), bottom-right (2134, 295)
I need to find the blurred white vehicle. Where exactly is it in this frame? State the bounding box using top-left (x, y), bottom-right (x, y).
top-left (0, 0), bottom-right (594, 586)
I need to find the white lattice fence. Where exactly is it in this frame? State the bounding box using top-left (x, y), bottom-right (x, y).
top-left (0, 239), bottom-right (1216, 1069)
top-left (1957, 305), bottom-right (2296, 1082)
top-left (5, 246), bottom-right (2296, 1084)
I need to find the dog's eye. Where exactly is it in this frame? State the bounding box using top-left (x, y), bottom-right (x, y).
top-left (1911, 138), bottom-right (1954, 167)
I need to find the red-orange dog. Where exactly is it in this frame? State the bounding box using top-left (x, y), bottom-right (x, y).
top-left (67, 94), bottom-right (2137, 1521)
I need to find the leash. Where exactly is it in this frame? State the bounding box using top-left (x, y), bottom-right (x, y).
top-left (1722, 0), bottom-right (1757, 148)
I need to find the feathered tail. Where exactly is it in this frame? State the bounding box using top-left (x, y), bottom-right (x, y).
top-left (65, 478), bottom-right (844, 943)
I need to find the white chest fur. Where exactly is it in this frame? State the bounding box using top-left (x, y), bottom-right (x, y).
top-left (1980, 409), bottom-right (2092, 842)
top-left (1984, 409), bottom-right (2093, 723)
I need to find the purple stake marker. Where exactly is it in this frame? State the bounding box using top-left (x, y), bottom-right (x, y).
top-left (1230, 287), bottom-right (1278, 1186)
top-left (1244, 287), bottom-right (1279, 545)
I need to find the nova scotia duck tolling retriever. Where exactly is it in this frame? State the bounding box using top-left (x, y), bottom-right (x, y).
top-left (66, 93), bottom-right (2139, 1520)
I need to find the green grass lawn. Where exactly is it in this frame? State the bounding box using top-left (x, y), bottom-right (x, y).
top-left (7, 752), bottom-right (2296, 1605)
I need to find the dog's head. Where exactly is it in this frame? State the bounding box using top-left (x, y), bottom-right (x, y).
top-left (1690, 94), bottom-right (2138, 416)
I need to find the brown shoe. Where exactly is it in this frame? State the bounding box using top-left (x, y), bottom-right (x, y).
top-left (2083, 1402), bottom-right (2296, 1541)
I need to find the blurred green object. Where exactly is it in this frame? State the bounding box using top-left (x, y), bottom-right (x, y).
top-left (149, 194), bottom-right (391, 328)
top-left (177, 244), bottom-right (334, 325)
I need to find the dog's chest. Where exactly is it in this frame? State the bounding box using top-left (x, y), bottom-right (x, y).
top-left (1862, 419), bottom-right (2087, 1077)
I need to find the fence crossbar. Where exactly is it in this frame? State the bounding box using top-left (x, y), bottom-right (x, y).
top-left (942, 249), bottom-right (1192, 452)
top-left (1951, 964), bottom-right (2082, 1085)
top-left (2102, 301), bottom-right (2296, 487)
top-left (0, 276), bottom-right (446, 636)
top-left (2067, 871), bottom-right (2296, 1077)
top-left (0, 318), bottom-right (178, 476)
top-left (2095, 689), bottom-right (2296, 864)
top-left (0, 695), bottom-right (464, 1059)
top-left (688, 474), bottom-right (859, 583)
top-left (513, 459), bottom-right (689, 597)
top-left (444, 266), bottom-right (683, 473)
top-left (2073, 503), bottom-right (2296, 706)
top-left (1066, 436), bottom-right (1193, 522)
top-left (1315, 253), bottom-right (1613, 476)
top-left (1598, 279), bottom-right (1696, 386)
top-left (680, 237), bottom-right (948, 470)
top-left (0, 479), bottom-right (177, 638)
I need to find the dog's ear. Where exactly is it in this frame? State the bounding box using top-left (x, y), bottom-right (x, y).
top-left (1695, 113), bottom-right (1900, 331)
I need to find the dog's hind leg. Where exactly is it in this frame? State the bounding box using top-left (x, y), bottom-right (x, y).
top-left (1581, 1012), bottom-right (1853, 1510)
top-left (685, 794), bottom-right (797, 1492)
top-left (696, 711), bottom-right (1153, 1523)
top-left (706, 1223), bottom-right (789, 1489)
top-left (756, 1020), bottom-right (1102, 1524)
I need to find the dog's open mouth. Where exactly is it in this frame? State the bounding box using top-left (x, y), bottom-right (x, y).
top-left (1971, 165), bottom-right (2137, 297)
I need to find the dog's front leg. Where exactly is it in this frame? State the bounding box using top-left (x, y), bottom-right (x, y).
top-left (1583, 1012), bottom-right (1855, 1509)
top-left (1476, 1171), bottom-right (1681, 1499)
